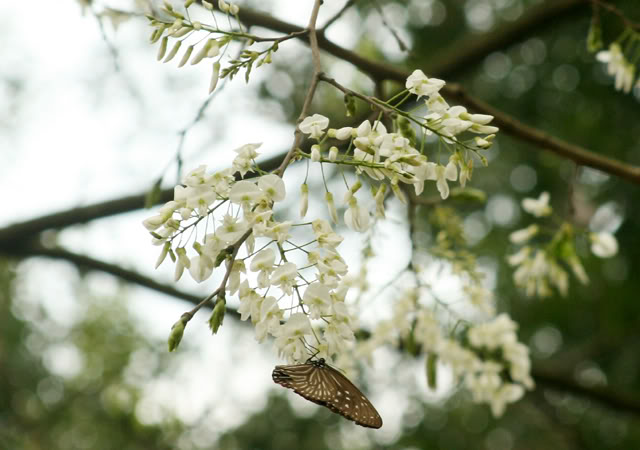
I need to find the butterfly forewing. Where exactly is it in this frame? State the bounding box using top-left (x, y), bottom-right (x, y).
top-left (272, 359), bottom-right (383, 429)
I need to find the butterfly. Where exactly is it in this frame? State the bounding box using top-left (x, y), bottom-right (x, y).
top-left (272, 357), bottom-right (383, 429)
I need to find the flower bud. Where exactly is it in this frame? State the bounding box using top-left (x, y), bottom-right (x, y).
top-left (311, 145), bottom-right (321, 162)
top-left (209, 298), bottom-right (226, 334)
top-left (326, 192), bottom-right (338, 224)
top-left (209, 62), bottom-right (221, 93)
top-left (178, 45), bottom-right (194, 68)
top-left (300, 183), bottom-right (309, 218)
top-left (157, 36), bottom-right (168, 61)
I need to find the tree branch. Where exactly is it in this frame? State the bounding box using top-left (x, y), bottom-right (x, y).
top-left (233, 2), bottom-right (640, 185)
top-left (422, 0), bottom-right (585, 78)
top-left (533, 366), bottom-right (640, 416)
top-left (3, 241), bottom-right (240, 319)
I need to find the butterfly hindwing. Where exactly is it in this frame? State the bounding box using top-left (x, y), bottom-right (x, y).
top-left (272, 359), bottom-right (383, 429)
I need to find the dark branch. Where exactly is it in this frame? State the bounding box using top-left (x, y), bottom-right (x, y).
top-left (233, 1), bottom-right (640, 185)
top-left (533, 366), bottom-right (640, 416)
top-left (3, 241), bottom-right (240, 320)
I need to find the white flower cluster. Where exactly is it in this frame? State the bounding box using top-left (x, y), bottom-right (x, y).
top-left (298, 70), bottom-right (498, 203)
top-left (143, 143), bottom-right (357, 363)
top-left (596, 43), bottom-right (638, 94)
top-left (149, 1), bottom-right (274, 94)
top-left (360, 294), bottom-right (533, 418)
top-left (508, 192), bottom-right (619, 297)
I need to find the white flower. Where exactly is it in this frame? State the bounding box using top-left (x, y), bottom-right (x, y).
top-left (426, 161), bottom-right (457, 199)
top-left (438, 339), bottom-right (480, 380)
top-left (509, 224), bottom-right (539, 244)
top-left (590, 232), bottom-right (618, 258)
top-left (229, 180), bottom-right (265, 206)
top-left (488, 383), bottom-right (525, 417)
top-left (232, 143), bottom-right (261, 177)
top-left (334, 127), bottom-right (353, 140)
top-left (426, 93), bottom-right (449, 114)
top-left (250, 248), bottom-right (276, 272)
top-left (405, 69), bottom-right (445, 99)
top-left (463, 285), bottom-right (495, 316)
top-left (238, 281), bottom-right (262, 322)
top-left (174, 182), bottom-right (217, 217)
top-left (143, 214), bottom-right (168, 232)
top-left (312, 219), bottom-right (343, 249)
top-left (299, 114), bottom-right (329, 139)
top-left (503, 341), bottom-right (534, 389)
top-left (227, 260), bottom-right (245, 295)
top-left (344, 197), bottom-right (370, 232)
top-left (255, 296), bottom-right (282, 342)
top-left (325, 192), bottom-right (339, 224)
top-left (215, 214), bottom-right (249, 243)
top-left (414, 309), bottom-right (442, 351)
top-left (270, 262), bottom-right (298, 295)
top-left (468, 313), bottom-right (517, 351)
top-left (303, 282), bottom-right (332, 319)
top-left (189, 255), bottom-right (214, 283)
top-left (597, 43), bottom-right (635, 93)
top-left (324, 319), bottom-right (354, 355)
top-left (258, 173), bottom-right (286, 202)
top-left (458, 160), bottom-right (473, 188)
top-left (522, 192), bottom-right (552, 217)
top-left (315, 252), bottom-right (348, 288)
top-left (257, 220), bottom-right (292, 244)
top-left (507, 246), bottom-right (531, 266)
top-left (273, 313), bottom-right (313, 363)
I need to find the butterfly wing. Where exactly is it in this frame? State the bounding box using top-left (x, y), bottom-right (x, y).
top-left (272, 361), bottom-right (383, 429)
top-left (320, 364), bottom-right (383, 429)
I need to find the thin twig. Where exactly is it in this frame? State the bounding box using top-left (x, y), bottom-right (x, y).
top-left (590, 0), bottom-right (640, 31)
top-left (371, 0), bottom-right (411, 54)
top-left (276, 0), bottom-right (324, 177)
top-left (321, 0), bottom-right (358, 31)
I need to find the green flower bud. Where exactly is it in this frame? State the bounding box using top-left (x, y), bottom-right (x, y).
top-left (209, 298), bottom-right (226, 334)
top-left (168, 316), bottom-right (187, 352)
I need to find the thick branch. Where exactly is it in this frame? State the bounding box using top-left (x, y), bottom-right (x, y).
top-left (234, 2), bottom-right (640, 185)
top-left (0, 152), bottom-right (285, 247)
top-left (422, 0), bottom-right (585, 78)
top-left (4, 241), bottom-right (241, 320)
top-left (533, 366), bottom-right (640, 416)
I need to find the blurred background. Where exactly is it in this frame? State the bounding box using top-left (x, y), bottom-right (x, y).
top-left (1, 0), bottom-right (640, 449)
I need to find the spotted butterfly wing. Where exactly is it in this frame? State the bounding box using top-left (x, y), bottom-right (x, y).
top-left (272, 358), bottom-right (383, 429)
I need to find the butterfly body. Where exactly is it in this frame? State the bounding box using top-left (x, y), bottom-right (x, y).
top-left (272, 358), bottom-right (383, 429)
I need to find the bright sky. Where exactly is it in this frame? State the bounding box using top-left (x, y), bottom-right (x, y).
top-left (2, 0), bottom-right (474, 445)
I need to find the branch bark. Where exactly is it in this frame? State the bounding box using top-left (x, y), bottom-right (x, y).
top-left (234, 1), bottom-right (640, 185)
top-left (533, 366), bottom-right (640, 416)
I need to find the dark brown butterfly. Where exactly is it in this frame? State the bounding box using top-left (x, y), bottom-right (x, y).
top-left (272, 358), bottom-right (383, 429)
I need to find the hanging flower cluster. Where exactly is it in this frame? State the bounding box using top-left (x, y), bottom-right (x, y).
top-left (508, 192), bottom-right (619, 297)
top-left (148, 0), bottom-right (279, 93)
top-left (298, 70), bottom-right (498, 205)
top-left (359, 293), bottom-right (533, 418)
top-left (143, 68), bottom-right (530, 419)
top-left (596, 42), bottom-right (639, 94)
top-left (144, 142), bottom-right (358, 363)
